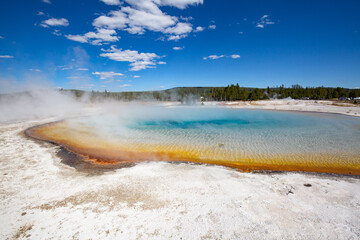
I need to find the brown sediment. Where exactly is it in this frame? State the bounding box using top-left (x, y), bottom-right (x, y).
top-left (25, 121), bottom-right (360, 176)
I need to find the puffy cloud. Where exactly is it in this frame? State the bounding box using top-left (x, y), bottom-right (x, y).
top-left (100, 46), bottom-right (158, 62)
top-left (93, 10), bottom-right (129, 30)
top-left (65, 35), bottom-right (87, 43)
top-left (41, 18), bottom-right (69, 27)
top-left (164, 22), bottom-right (192, 35)
top-left (94, 7), bottom-right (177, 35)
top-left (123, 6), bottom-right (177, 33)
top-left (100, 0), bottom-right (121, 5)
top-left (173, 46), bottom-right (184, 50)
top-left (133, 75), bottom-right (141, 78)
top-left (92, 71), bottom-right (124, 79)
top-left (93, 0), bottom-right (203, 41)
top-left (231, 54), bottom-right (240, 59)
top-left (164, 22), bottom-right (192, 40)
top-left (256, 15), bottom-right (275, 28)
top-left (129, 61), bottom-right (156, 71)
top-left (0, 55), bottom-right (14, 58)
top-left (100, 46), bottom-right (161, 71)
top-left (65, 29), bottom-right (119, 45)
top-left (124, 0), bottom-right (163, 14)
top-left (157, 61), bottom-right (166, 64)
top-left (208, 25), bottom-right (216, 29)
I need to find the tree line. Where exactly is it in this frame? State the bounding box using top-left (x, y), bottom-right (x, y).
top-left (208, 84), bottom-right (360, 101)
top-left (63, 84), bottom-right (360, 103)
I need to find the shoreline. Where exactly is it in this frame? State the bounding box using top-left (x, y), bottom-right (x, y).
top-left (207, 99), bottom-right (360, 117)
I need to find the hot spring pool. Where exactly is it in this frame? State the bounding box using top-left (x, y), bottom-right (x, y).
top-left (26, 106), bottom-right (360, 175)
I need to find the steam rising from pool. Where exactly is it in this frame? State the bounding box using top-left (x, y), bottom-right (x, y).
top-left (26, 106), bottom-right (360, 175)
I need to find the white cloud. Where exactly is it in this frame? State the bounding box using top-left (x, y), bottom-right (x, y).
top-left (157, 61), bottom-right (166, 64)
top-left (100, 46), bottom-right (161, 71)
top-left (0, 36), bottom-right (3, 39)
top-left (100, 0), bottom-right (121, 5)
top-left (173, 46), bottom-right (184, 50)
top-left (208, 25), bottom-right (216, 29)
top-left (130, 61), bottom-right (156, 71)
top-left (58, 66), bottom-right (72, 70)
top-left (123, 6), bottom-right (177, 33)
top-left (41, 18), bottom-right (69, 27)
top-left (65, 35), bottom-right (87, 43)
top-left (78, 29), bottom-right (119, 44)
top-left (52, 29), bottom-right (62, 36)
top-left (42, 0), bottom-right (51, 4)
top-left (158, 0), bottom-right (203, 9)
top-left (256, 15), bottom-right (275, 28)
top-left (0, 55), bottom-right (14, 58)
top-left (133, 75), bottom-right (141, 78)
top-left (124, 0), bottom-right (163, 14)
top-left (101, 46), bottom-right (158, 62)
top-left (164, 22), bottom-right (192, 35)
top-left (93, 10), bottom-right (128, 30)
top-left (203, 55), bottom-right (225, 60)
top-left (194, 26), bottom-right (204, 32)
top-left (93, 7), bottom-right (176, 35)
top-left (203, 54), bottom-right (241, 60)
top-left (77, 68), bottom-right (88, 71)
top-left (180, 16), bottom-right (193, 21)
top-left (167, 34), bottom-right (188, 41)
top-left (239, 31), bottom-right (243, 34)
top-left (93, 0), bottom-right (203, 41)
top-left (92, 71), bottom-right (124, 79)
top-left (65, 28), bottom-right (119, 45)
top-left (37, 11), bottom-right (45, 16)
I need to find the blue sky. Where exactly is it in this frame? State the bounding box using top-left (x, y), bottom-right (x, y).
top-left (0, 0), bottom-right (360, 92)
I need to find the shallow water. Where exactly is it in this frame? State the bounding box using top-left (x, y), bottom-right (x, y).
top-left (27, 107), bottom-right (360, 174)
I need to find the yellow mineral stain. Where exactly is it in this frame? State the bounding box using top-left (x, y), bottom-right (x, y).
top-left (26, 121), bottom-right (360, 175)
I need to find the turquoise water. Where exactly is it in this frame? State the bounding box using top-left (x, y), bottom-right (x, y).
top-left (81, 107), bottom-right (360, 156)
